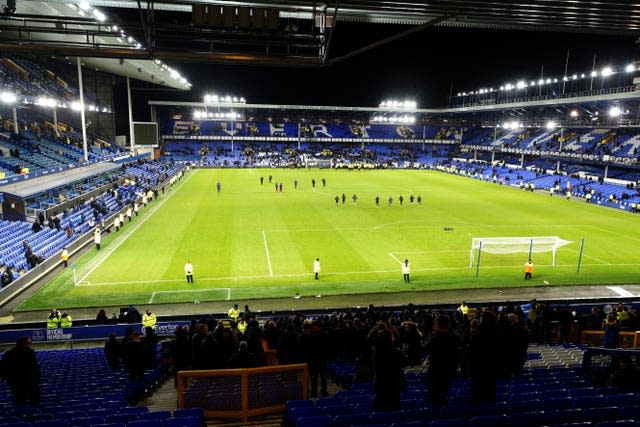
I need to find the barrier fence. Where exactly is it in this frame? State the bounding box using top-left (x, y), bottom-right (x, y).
top-left (177, 363), bottom-right (308, 422)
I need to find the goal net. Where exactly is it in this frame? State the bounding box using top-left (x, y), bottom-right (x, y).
top-left (470, 236), bottom-right (572, 267)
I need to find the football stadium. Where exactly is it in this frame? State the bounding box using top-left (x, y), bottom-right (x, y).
top-left (1, 1), bottom-right (640, 426)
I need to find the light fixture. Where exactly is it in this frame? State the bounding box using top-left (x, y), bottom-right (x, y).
top-left (609, 106), bottom-right (622, 117)
top-left (0, 92), bottom-right (17, 104)
top-left (601, 67), bottom-right (613, 77)
top-left (570, 110), bottom-right (579, 118)
top-left (546, 121), bottom-right (557, 130)
top-left (626, 64), bottom-right (636, 73)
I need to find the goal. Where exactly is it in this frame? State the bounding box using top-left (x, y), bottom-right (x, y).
top-left (470, 236), bottom-right (572, 267)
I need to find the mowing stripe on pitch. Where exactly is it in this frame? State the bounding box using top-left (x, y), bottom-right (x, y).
top-left (149, 288), bottom-right (231, 304)
top-left (77, 170), bottom-right (197, 286)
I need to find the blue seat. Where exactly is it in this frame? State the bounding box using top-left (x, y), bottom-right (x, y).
top-left (595, 422), bottom-right (637, 427)
top-left (171, 409), bottom-right (202, 421)
top-left (34, 421), bottom-right (70, 427)
top-left (509, 399), bottom-right (540, 413)
top-left (542, 397), bottom-right (574, 411)
top-left (286, 407), bottom-right (322, 427)
top-left (508, 411), bottom-right (545, 427)
top-left (369, 411), bottom-right (404, 425)
top-left (285, 401), bottom-right (314, 412)
top-left (574, 395), bottom-right (607, 409)
top-left (128, 421), bottom-right (163, 427)
top-left (69, 417), bottom-right (104, 427)
top-left (587, 407), bottom-right (621, 423)
top-left (343, 395), bottom-right (372, 405)
top-left (314, 397), bottom-right (343, 408)
top-left (322, 405), bottom-right (354, 417)
top-left (390, 423), bottom-right (428, 427)
top-left (90, 424), bottom-right (126, 427)
top-left (120, 408), bottom-right (149, 416)
top-left (468, 415), bottom-right (508, 427)
top-left (163, 418), bottom-right (200, 427)
top-left (429, 419), bottom-right (468, 427)
top-left (295, 416), bottom-right (332, 427)
top-left (333, 413), bottom-right (369, 427)
top-left (354, 402), bottom-right (374, 413)
top-left (543, 409), bottom-right (585, 425)
top-left (619, 405), bottom-right (640, 420)
top-left (138, 412), bottom-right (170, 422)
top-left (605, 394), bottom-right (635, 407)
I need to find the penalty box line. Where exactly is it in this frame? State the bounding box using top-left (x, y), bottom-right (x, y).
top-left (76, 170), bottom-right (197, 286)
top-left (149, 288), bottom-right (231, 304)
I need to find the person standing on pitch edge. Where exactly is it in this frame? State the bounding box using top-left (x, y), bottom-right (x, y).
top-left (402, 259), bottom-right (410, 284)
top-left (216, 181), bottom-right (221, 193)
top-left (314, 258), bottom-right (321, 280)
top-left (524, 259), bottom-right (534, 280)
top-left (185, 260), bottom-right (194, 284)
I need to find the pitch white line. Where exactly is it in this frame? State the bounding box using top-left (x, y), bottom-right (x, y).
top-left (262, 230), bottom-right (273, 276)
top-left (392, 250), bottom-right (468, 254)
top-left (606, 286), bottom-right (636, 298)
top-left (149, 287), bottom-right (230, 304)
top-left (566, 248), bottom-right (611, 265)
top-left (78, 170), bottom-right (197, 286)
top-left (587, 225), bottom-right (640, 243)
top-left (388, 252), bottom-right (401, 264)
top-left (77, 262), bottom-right (640, 287)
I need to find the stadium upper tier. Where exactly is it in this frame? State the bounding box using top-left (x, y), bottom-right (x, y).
top-left (163, 120), bottom-right (463, 141)
top-left (0, 55), bottom-right (110, 111)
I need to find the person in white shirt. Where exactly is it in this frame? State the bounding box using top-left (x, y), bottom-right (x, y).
top-left (113, 215), bottom-right (120, 232)
top-left (185, 261), bottom-right (193, 284)
top-left (313, 258), bottom-right (321, 280)
top-left (402, 259), bottom-right (410, 284)
top-left (94, 228), bottom-right (101, 250)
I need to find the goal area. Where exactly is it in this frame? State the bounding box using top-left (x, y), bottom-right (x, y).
top-left (470, 236), bottom-right (572, 267)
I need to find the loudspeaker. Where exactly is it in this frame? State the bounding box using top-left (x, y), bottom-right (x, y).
top-left (238, 7), bottom-right (250, 29)
top-left (207, 4), bottom-right (222, 27)
top-left (192, 4), bottom-right (206, 27)
top-left (222, 6), bottom-right (235, 28)
top-left (252, 7), bottom-right (265, 28)
top-left (266, 8), bottom-right (279, 30)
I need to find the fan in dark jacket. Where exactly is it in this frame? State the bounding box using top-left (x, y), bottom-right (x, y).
top-left (1, 336), bottom-right (41, 404)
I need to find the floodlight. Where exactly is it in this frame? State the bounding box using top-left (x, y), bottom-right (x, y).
top-left (591, 71), bottom-right (597, 77)
top-left (225, 96), bottom-right (231, 102)
top-left (502, 122), bottom-right (510, 129)
top-left (580, 73), bottom-right (585, 78)
top-left (93, 9), bottom-right (105, 22)
top-left (563, 76), bottom-right (568, 81)
top-left (499, 86), bottom-right (504, 90)
top-left (204, 95), bottom-right (211, 102)
top-left (0, 92), bottom-right (17, 104)
top-left (88, 105), bottom-right (96, 111)
top-left (546, 121), bottom-right (557, 130)
top-left (626, 64), bottom-right (635, 73)
top-left (67, 3), bottom-right (76, 9)
top-left (233, 97), bottom-right (238, 102)
top-left (546, 78), bottom-right (552, 84)
top-left (212, 95), bottom-right (218, 102)
top-left (609, 106), bottom-right (621, 117)
top-left (457, 93), bottom-right (461, 97)
top-left (127, 36), bottom-right (133, 43)
top-left (409, 116), bottom-right (416, 124)
top-left (601, 67), bottom-right (613, 77)
top-left (570, 110), bottom-right (579, 117)
top-left (36, 97), bottom-right (56, 107)
top-left (135, 43), bottom-right (141, 49)
top-left (101, 107), bottom-right (108, 112)
top-left (112, 25), bottom-right (118, 31)
top-left (79, 1), bottom-right (90, 11)
top-left (553, 78), bottom-right (558, 83)
top-left (71, 101), bottom-right (82, 110)
top-left (538, 79), bottom-right (544, 85)
top-left (530, 81), bottom-right (535, 86)
top-left (517, 81), bottom-right (526, 89)
top-left (572, 74), bottom-right (578, 79)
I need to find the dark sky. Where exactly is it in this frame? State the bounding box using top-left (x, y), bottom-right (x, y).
top-left (118, 24), bottom-right (639, 128)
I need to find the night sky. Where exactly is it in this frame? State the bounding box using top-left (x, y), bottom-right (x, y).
top-left (117, 24), bottom-right (639, 131)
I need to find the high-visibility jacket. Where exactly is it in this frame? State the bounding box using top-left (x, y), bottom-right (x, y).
top-left (60, 314), bottom-right (72, 328)
top-left (525, 262), bottom-right (534, 273)
top-left (61, 249), bottom-right (69, 262)
top-left (237, 321), bottom-right (247, 334)
top-left (228, 307), bottom-right (240, 322)
top-left (142, 313), bottom-right (157, 328)
top-left (47, 313), bottom-right (61, 328)
top-left (459, 304), bottom-right (469, 316)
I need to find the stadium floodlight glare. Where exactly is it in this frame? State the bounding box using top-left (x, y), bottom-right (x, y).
top-left (581, 73), bottom-right (586, 78)
top-left (70, 101), bottom-right (82, 111)
top-left (516, 81), bottom-right (526, 89)
top-left (36, 97), bottom-right (56, 108)
top-left (546, 78), bottom-right (552, 84)
top-left (553, 78), bottom-right (558, 83)
top-left (570, 110), bottom-right (579, 117)
top-left (537, 79), bottom-right (544, 85)
top-left (609, 106), bottom-right (622, 117)
top-left (546, 121), bottom-right (557, 130)
top-left (0, 92), bottom-right (17, 104)
top-left (601, 67), bottom-right (613, 77)
top-left (79, 1), bottom-right (90, 11)
top-left (530, 81), bottom-right (535, 86)
top-left (92, 9), bottom-right (105, 22)
top-left (626, 64), bottom-right (636, 73)
top-left (591, 70), bottom-right (598, 77)
top-left (572, 74), bottom-right (578, 80)
top-left (562, 76), bottom-right (568, 81)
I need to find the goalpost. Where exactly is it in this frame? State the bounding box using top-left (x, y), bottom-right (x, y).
top-left (470, 236), bottom-right (572, 268)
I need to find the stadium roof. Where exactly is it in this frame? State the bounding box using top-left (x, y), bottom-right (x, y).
top-left (0, 1), bottom-right (191, 90)
top-left (0, 0), bottom-right (637, 68)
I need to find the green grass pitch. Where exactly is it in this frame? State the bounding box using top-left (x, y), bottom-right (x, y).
top-left (19, 168), bottom-right (640, 310)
